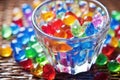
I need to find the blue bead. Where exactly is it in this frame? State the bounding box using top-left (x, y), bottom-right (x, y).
top-left (110, 18), bottom-right (120, 30)
top-left (14, 49), bottom-right (26, 62)
top-left (56, 7), bottom-right (66, 15)
top-left (17, 33), bottom-right (29, 45)
top-left (67, 41), bottom-right (81, 48)
top-left (104, 34), bottom-right (112, 44)
top-left (81, 41), bottom-right (93, 50)
top-left (10, 23), bottom-right (19, 35)
top-left (11, 39), bottom-right (22, 50)
top-left (27, 28), bottom-right (35, 38)
top-left (85, 23), bottom-right (98, 36)
top-left (22, 4), bottom-right (32, 13)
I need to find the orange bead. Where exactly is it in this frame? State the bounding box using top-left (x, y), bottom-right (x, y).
top-left (31, 64), bottom-right (43, 78)
top-left (41, 11), bottom-right (55, 21)
top-left (109, 37), bottom-right (119, 48)
top-left (63, 15), bottom-right (77, 26)
top-left (0, 45), bottom-right (12, 57)
top-left (54, 29), bottom-right (67, 38)
top-left (82, 11), bottom-right (94, 19)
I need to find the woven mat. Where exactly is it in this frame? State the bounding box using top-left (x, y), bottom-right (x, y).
top-left (0, 0), bottom-right (120, 80)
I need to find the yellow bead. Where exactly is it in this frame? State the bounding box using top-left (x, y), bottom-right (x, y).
top-left (32, 0), bottom-right (41, 9)
top-left (31, 64), bottom-right (43, 78)
top-left (41, 11), bottom-right (55, 21)
top-left (63, 15), bottom-right (77, 26)
top-left (0, 45), bottom-right (12, 57)
top-left (110, 37), bottom-right (119, 48)
top-left (13, 8), bottom-right (23, 18)
top-left (82, 11), bottom-right (94, 19)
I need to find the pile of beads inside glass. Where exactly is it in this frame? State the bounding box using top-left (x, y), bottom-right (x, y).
top-left (0, 0), bottom-right (119, 79)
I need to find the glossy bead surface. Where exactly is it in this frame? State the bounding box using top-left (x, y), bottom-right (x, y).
top-left (107, 61), bottom-right (120, 72)
top-left (25, 47), bottom-right (37, 59)
top-left (0, 44), bottom-right (12, 57)
top-left (19, 59), bottom-right (33, 70)
top-left (10, 23), bottom-right (19, 35)
top-left (2, 24), bottom-right (12, 39)
top-left (42, 64), bottom-right (56, 80)
top-left (96, 54), bottom-right (108, 66)
top-left (109, 37), bottom-right (119, 48)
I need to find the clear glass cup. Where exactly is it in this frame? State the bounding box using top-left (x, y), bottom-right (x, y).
top-left (32, 0), bottom-right (110, 75)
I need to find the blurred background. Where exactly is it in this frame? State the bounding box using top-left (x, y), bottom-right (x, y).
top-left (0, 0), bottom-right (120, 80)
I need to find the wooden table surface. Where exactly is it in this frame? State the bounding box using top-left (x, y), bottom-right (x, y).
top-left (0, 0), bottom-right (120, 80)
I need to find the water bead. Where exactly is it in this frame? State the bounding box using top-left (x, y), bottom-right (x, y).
top-left (31, 42), bottom-right (43, 53)
top-left (41, 24), bottom-right (55, 35)
top-left (42, 64), bottom-right (56, 80)
top-left (14, 49), bottom-right (26, 62)
top-left (19, 59), bottom-right (33, 70)
top-left (0, 44), bottom-right (12, 57)
top-left (56, 7), bottom-right (66, 15)
top-left (110, 18), bottom-right (120, 30)
top-left (13, 7), bottom-right (23, 19)
top-left (108, 28), bottom-right (115, 37)
top-left (63, 15), bottom-right (77, 26)
top-left (41, 11), bottom-right (55, 21)
top-left (78, 17), bottom-right (84, 26)
top-left (35, 53), bottom-right (48, 66)
top-left (85, 23), bottom-right (98, 36)
top-left (2, 24), bottom-right (12, 39)
top-left (54, 29), bottom-right (67, 38)
top-left (25, 47), bottom-right (37, 59)
top-left (107, 61), bottom-right (120, 72)
top-left (11, 39), bottom-right (22, 50)
top-left (102, 45), bottom-right (115, 57)
top-left (84, 16), bottom-right (93, 22)
top-left (96, 54), bottom-right (108, 66)
top-left (92, 13), bottom-right (103, 28)
top-left (12, 17), bottom-right (23, 27)
top-left (10, 23), bottom-right (20, 35)
top-left (109, 37), bottom-right (119, 48)
top-left (27, 36), bottom-right (37, 46)
top-left (17, 33), bottom-right (29, 45)
top-left (111, 10), bottom-right (120, 21)
top-left (81, 11), bottom-right (94, 19)
top-left (66, 29), bottom-right (73, 39)
top-left (81, 41), bottom-right (93, 50)
top-left (71, 20), bottom-right (85, 37)
top-left (65, 11), bottom-right (77, 18)
top-left (50, 19), bottom-right (64, 31)
top-left (22, 3), bottom-right (32, 13)
top-left (31, 64), bottom-right (43, 78)
top-left (59, 53), bottom-right (68, 67)
top-left (104, 34), bottom-right (112, 45)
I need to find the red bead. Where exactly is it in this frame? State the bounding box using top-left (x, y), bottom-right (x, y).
top-left (115, 26), bottom-right (120, 39)
top-left (50, 19), bottom-right (64, 31)
top-left (66, 29), bottom-right (73, 39)
top-left (116, 55), bottom-right (120, 63)
top-left (13, 17), bottom-right (23, 27)
top-left (19, 59), bottom-right (33, 70)
top-left (102, 45), bottom-right (115, 57)
top-left (78, 17), bottom-right (84, 26)
top-left (94, 72), bottom-right (109, 80)
top-left (65, 11), bottom-right (77, 18)
top-left (42, 64), bottom-right (56, 80)
top-left (84, 16), bottom-right (93, 22)
top-left (41, 24), bottom-right (55, 35)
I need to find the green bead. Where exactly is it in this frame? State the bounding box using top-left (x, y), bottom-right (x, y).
top-left (71, 20), bottom-right (85, 37)
top-left (31, 42), bottom-right (43, 53)
top-left (35, 53), bottom-right (48, 65)
top-left (28, 36), bottom-right (37, 46)
top-left (111, 10), bottom-right (120, 21)
top-left (2, 24), bottom-right (12, 39)
top-left (108, 29), bottom-right (115, 37)
top-left (96, 53), bottom-right (108, 66)
top-left (107, 61), bottom-right (120, 72)
top-left (25, 47), bottom-right (37, 58)
top-left (56, 12), bottom-right (65, 19)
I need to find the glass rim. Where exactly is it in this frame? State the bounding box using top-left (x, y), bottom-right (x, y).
top-left (32, 0), bottom-right (110, 42)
